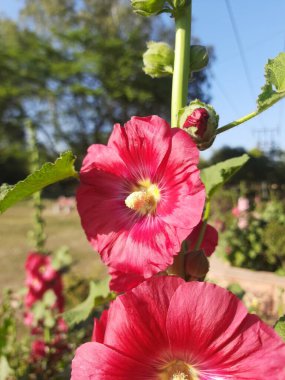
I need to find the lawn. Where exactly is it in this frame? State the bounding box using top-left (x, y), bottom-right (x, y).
top-left (0, 200), bottom-right (106, 290)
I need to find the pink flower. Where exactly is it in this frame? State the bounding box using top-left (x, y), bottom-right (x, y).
top-left (31, 340), bottom-right (47, 360)
top-left (24, 252), bottom-right (64, 311)
top-left (237, 197), bottom-right (249, 212)
top-left (232, 206), bottom-right (240, 217)
top-left (72, 276), bottom-right (285, 380)
top-left (186, 221), bottom-right (218, 257)
top-left (77, 116), bottom-right (205, 279)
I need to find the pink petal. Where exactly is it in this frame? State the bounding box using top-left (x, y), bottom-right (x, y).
top-left (80, 144), bottom-right (129, 184)
top-left (157, 129), bottom-right (205, 230)
top-left (92, 310), bottom-right (109, 343)
top-left (99, 217), bottom-right (181, 277)
top-left (107, 116), bottom-right (172, 181)
top-left (108, 267), bottom-right (145, 293)
top-left (103, 276), bottom-right (183, 364)
top-left (71, 342), bottom-right (155, 380)
top-left (166, 281), bottom-right (285, 378)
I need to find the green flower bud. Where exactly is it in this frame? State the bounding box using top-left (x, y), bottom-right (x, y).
top-left (131, 0), bottom-right (165, 16)
top-left (190, 45), bottom-right (209, 72)
top-left (178, 99), bottom-right (219, 150)
top-left (169, 0), bottom-right (190, 9)
top-left (143, 41), bottom-right (174, 78)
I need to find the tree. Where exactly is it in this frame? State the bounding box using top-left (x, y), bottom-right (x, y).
top-left (0, 0), bottom-right (213, 184)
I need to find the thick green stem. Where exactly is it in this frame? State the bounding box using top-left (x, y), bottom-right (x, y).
top-left (168, 3), bottom-right (192, 278)
top-left (215, 110), bottom-right (258, 135)
top-left (171, 3), bottom-right (192, 127)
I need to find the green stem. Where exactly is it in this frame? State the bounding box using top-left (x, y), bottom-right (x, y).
top-left (171, 3), bottom-right (192, 127)
top-left (26, 120), bottom-right (46, 251)
top-left (215, 110), bottom-right (258, 135)
top-left (194, 199), bottom-right (211, 250)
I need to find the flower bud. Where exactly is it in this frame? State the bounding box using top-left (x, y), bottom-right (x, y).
top-left (184, 250), bottom-right (210, 281)
top-left (169, 0), bottom-right (190, 9)
top-left (143, 41), bottom-right (174, 78)
top-left (178, 99), bottom-right (219, 150)
top-left (190, 45), bottom-right (209, 72)
top-left (131, 0), bottom-right (165, 16)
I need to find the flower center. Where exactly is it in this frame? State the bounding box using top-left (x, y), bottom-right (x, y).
top-left (159, 360), bottom-right (198, 380)
top-left (125, 179), bottom-right (160, 215)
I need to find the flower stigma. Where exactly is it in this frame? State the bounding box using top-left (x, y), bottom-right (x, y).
top-left (125, 179), bottom-right (160, 215)
top-left (159, 360), bottom-right (199, 380)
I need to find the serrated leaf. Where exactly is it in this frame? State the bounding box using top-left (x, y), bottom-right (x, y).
top-left (266, 53), bottom-right (285, 92)
top-left (201, 154), bottom-right (250, 198)
top-left (0, 151), bottom-right (77, 214)
top-left (63, 277), bottom-right (114, 327)
top-left (257, 53), bottom-right (285, 112)
top-left (274, 315), bottom-right (285, 343)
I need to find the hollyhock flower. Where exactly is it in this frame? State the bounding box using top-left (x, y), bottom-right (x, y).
top-left (25, 252), bottom-right (64, 307)
top-left (186, 221), bottom-right (218, 257)
top-left (31, 340), bottom-right (47, 360)
top-left (72, 277), bottom-right (285, 380)
top-left (77, 116), bottom-right (205, 279)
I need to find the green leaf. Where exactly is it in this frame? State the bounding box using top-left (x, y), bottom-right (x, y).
top-left (266, 53), bottom-right (285, 92)
top-left (274, 315), bottom-right (285, 343)
top-left (201, 154), bottom-right (250, 198)
top-left (0, 151), bottom-right (77, 214)
top-left (63, 277), bottom-right (115, 327)
top-left (257, 53), bottom-right (285, 112)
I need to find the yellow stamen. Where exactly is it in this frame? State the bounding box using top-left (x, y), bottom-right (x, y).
top-left (125, 180), bottom-right (160, 215)
top-left (158, 360), bottom-right (198, 380)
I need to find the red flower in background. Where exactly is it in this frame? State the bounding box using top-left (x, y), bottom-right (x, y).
top-left (72, 276), bottom-right (285, 380)
top-left (24, 252), bottom-right (64, 311)
top-left (77, 116), bottom-right (205, 280)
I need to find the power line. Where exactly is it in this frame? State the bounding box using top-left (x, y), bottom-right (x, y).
top-left (224, 0), bottom-right (256, 101)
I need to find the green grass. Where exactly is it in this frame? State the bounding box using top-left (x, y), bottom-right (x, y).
top-left (0, 200), bottom-right (106, 290)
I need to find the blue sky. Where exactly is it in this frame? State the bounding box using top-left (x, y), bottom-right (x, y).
top-left (1, 0), bottom-right (285, 157)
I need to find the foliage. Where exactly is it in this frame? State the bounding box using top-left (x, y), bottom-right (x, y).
top-left (257, 53), bottom-right (285, 112)
top-left (223, 199), bottom-right (285, 273)
top-left (274, 316), bottom-right (285, 343)
top-left (201, 154), bottom-right (249, 199)
top-left (0, 0), bottom-right (213, 169)
top-left (202, 146), bottom-right (285, 185)
top-left (0, 151), bottom-right (77, 214)
top-left (63, 278), bottom-right (115, 327)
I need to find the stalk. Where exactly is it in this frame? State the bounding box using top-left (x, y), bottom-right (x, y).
top-left (168, 2), bottom-right (192, 277)
top-left (215, 110), bottom-right (258, 135)
top-left (26, 120), bottom-right (46, 251)
top-left (171, 2), bottom-right (192, 127)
